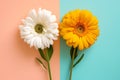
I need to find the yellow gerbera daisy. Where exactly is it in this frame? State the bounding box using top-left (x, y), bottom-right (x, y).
top-left (60, 9), bottom-right (99, 50)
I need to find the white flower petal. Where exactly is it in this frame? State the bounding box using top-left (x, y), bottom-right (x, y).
top-left (25, 34), bottom-right (34, 40)
top-left (22, 19), bottom-right (34, 27)
top-left (33, 41), bottom-right (37, 49)
top-left (37, 8), bottom-right (43, 23)
top-left (26, 39), bottom-right (31, 44)
top-left (39, 9), bottom-right (52, 24)
top-left (37, 38), bottom-right (42, 48)
top-left (41, 35), bottom-right (49, 48)
top-left (48, 39), bottom-right (53, 45)
top-left (29, 37), bottom-right (35, 47)
top-left (20, 31), bottom-right (31, 37)
top-left (47, 28), bottom-right (59, 35)
top-left (49, 23), bottom-right (58, 29)
top-left (28, 9), bottom-right (37, 22)
top-left (47, 33), bottom-right (58, 40)
top-left (42, 9), bottom-right (52, 15)
top-left (21, 26), bottom-right (32, 32)
top-left (19, 25), bottom-right (24, 30)
top-left (25, 17), bottom-right (34, 25)
top-left (50, 15), bottom-right (56, 22)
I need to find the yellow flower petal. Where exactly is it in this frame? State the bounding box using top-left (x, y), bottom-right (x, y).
top-left (89, 33), bottom-right (97, 40)
top-left (61, 28), bottom-right (74, 32)
top-left (86, 34), bottom-right (95, 45)
top-left (63, 32), bottom-right (73, 40)
top-left (88, 26), bottom-right (98, 30)
top-left (87, 16), bottom-right (98, 27)
top-left (81, 36), bottom-right (89, 48)
top-left (79, 10), bottom-right (92, 24)
top-left (78, 37), bottom-right (84, 50)
top-left (66, 40), bottom-right (73, 47)
top-left (73, 35), bottom-right (79, 48)
top-left (91, 29), bottom-right (100, 36)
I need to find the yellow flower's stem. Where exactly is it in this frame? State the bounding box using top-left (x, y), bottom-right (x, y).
top-left (69, 48), bottom-right (76, 80)
top-left (46, 49), bottom-right (52, 80)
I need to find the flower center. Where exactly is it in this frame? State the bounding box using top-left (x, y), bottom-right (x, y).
top-left (77, 25), bottom-right (85, 33)
top-left (35, 24), bottom-right (43, 33)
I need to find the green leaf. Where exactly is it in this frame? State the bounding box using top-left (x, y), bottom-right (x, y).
top-left (38, 48), bottom-right (47, 61)
top-left (73, 53), bottom-right (84, 67)
top-left (70, 47), bottom-right (78, 59)
top-left (36, 57), bottom-right (47, 69)
top-left (47, 45), bottom-right (53, 60)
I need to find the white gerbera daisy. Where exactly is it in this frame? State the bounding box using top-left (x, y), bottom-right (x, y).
top-left (19, 8), bottom-right (59, 49)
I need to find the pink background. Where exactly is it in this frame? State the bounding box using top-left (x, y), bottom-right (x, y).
top-left (0, 0), bottom-right (60, 80)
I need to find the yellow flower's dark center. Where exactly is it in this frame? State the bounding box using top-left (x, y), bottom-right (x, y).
top-left (77, 25), bottom-right (85, 33)
top-left (35, 24), bottom-right (43, 33)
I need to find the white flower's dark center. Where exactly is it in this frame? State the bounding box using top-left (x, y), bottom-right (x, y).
top-left (77, 25), bottom-right (85, 33)
top-left (35, 24), bottom-right (43, 33)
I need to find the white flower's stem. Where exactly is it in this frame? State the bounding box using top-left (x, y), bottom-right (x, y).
top-left (45, 49), bottom-right (52, 80)
top-left (47, 61), bottom-right (52, 80)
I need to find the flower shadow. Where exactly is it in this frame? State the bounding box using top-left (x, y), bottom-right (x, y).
top-left (15, 27), bottom-right (39, 59)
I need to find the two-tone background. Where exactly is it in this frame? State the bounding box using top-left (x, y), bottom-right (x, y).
top-left (0, 0), bottom-right (120, 80)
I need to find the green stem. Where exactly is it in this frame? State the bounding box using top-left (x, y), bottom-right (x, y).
top-left (46, 49), bottom-right (52, 80)
top-left (69, 48), bottom-right (76, 80)
top-left (47, 61), bottom-right (52, 80)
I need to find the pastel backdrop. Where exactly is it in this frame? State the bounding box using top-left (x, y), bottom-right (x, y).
top-left (0, 0), bottom-right (120, 80)
top-left (0, 0), bottom-right (59, 80)
top-left (60, 0), bottom-right (120, 80)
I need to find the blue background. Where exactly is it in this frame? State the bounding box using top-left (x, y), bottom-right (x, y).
top-left (60, 0), bottom-right (120, 80)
